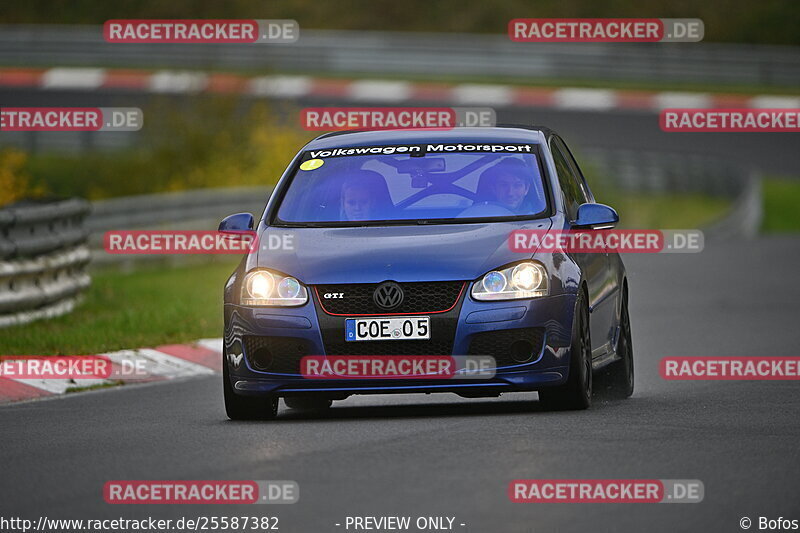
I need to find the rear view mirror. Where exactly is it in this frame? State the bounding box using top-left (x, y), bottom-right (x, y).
top-left (394, 157), bottom-right (446, 174)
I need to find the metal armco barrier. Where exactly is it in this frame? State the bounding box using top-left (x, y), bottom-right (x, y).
top-left (582, 147), bottom-right (763, 239)
top-left (87, 187), bottom-right (271, 233)
top-left (0, 25), bottom-right (798, 87)
top-left (580, 148), bottom-right (751, 197)
top-left (87, 187), bottom-right (272, 267)
top-left (0, 198), bottom-right (91, 328)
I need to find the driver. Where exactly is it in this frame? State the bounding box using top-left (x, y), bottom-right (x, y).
top-left (479, 159), bottom-right (535, 213)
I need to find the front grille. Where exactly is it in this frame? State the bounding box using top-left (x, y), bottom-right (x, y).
top-left (315, 281), bottom-right (464, 315)
top-left (467, 327), bottom-right (546, 367)
top-left (243, 335), bottom-right (311, 374)
top-left (314, 282), bottom-right (465, 357)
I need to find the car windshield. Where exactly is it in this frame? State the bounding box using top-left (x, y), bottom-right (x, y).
top-left (275, 143), bottom-right (549, 225)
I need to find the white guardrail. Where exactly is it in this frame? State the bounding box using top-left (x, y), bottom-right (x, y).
top-left (0, 198), bottom-right (91, 328)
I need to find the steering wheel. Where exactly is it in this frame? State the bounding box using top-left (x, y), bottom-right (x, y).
top-left (457, 201), bottom-right (516, 218)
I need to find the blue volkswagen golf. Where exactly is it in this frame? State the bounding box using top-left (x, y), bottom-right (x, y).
top-left (220, 126), bottom-right (634, 419)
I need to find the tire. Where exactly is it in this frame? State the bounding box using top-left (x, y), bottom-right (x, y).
top-left (223, 363), bottom-right (278, 420)
top-left (539, 289), bottom-right (592, 410)
top-left (599, 286), bottom-right (634, 399)
top-left (284, 397), bottom-right (333, 411)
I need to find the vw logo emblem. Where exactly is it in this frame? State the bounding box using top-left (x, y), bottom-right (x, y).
top-left (373, 282), bottom-right (404, 311)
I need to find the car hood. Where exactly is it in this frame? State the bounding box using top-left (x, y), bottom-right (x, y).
top-left (256, 219), bottom-right (552, 284)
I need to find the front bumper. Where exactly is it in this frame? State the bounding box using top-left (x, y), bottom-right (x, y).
top-left (223, 284), bottom-right (577, 397)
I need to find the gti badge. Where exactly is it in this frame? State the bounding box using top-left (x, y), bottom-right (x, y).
top-left (324, 292), bottom-right (345, 299)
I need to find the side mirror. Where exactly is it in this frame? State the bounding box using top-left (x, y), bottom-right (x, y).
top-left (573, 203), bottom-right (619, 230)
top-left (218, 212), bottom-right (254, 233)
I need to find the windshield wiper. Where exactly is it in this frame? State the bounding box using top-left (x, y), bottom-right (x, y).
top-left (273, 222), bottom-right (327, 228)
top-left (415, 218), bottom-right (462, 225)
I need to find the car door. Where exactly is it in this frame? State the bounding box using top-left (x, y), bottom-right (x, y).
top-left (550, 136), bottom-right (616, 356)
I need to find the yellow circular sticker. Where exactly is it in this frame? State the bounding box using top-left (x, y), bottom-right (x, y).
top-left (300, 159), bottom-right (324, 171)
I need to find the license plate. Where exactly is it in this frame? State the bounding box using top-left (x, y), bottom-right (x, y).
top-left (345, 316), bottom-right (431, 341)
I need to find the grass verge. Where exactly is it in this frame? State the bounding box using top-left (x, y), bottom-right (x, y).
top-left (761, 178), bottom-right (800, 232)
top-left (65, 381), bottom-right (125, 394)
top-left (599, 192), bottom-right (731, 229)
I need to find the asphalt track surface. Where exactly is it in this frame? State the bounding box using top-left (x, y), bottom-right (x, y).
top-left (2, 235), bottom-right (800, 532)
top-left (2, 88), bottom-right (799, 176)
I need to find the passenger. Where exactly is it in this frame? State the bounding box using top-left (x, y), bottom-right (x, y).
top-left (340, 170), bottom-right (394, 221)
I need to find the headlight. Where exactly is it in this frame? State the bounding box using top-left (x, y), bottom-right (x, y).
top-left (471, 262), bottom-right (548, 300)
top-left (242, 270), bottom-right (308, 306)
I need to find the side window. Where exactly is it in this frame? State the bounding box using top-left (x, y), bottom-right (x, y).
top-left (555, 137), bottom-right (594, 203)
top-left (551, 142), bottom-right (583, 221)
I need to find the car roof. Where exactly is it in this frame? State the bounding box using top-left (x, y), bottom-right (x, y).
top-left (303, 125), bottom-right (556, 151)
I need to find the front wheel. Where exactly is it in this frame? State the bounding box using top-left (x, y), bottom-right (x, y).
top-left (223, 363), bottom-right (278, 420)
top-left (539, 289), bottom-right (592, 411)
